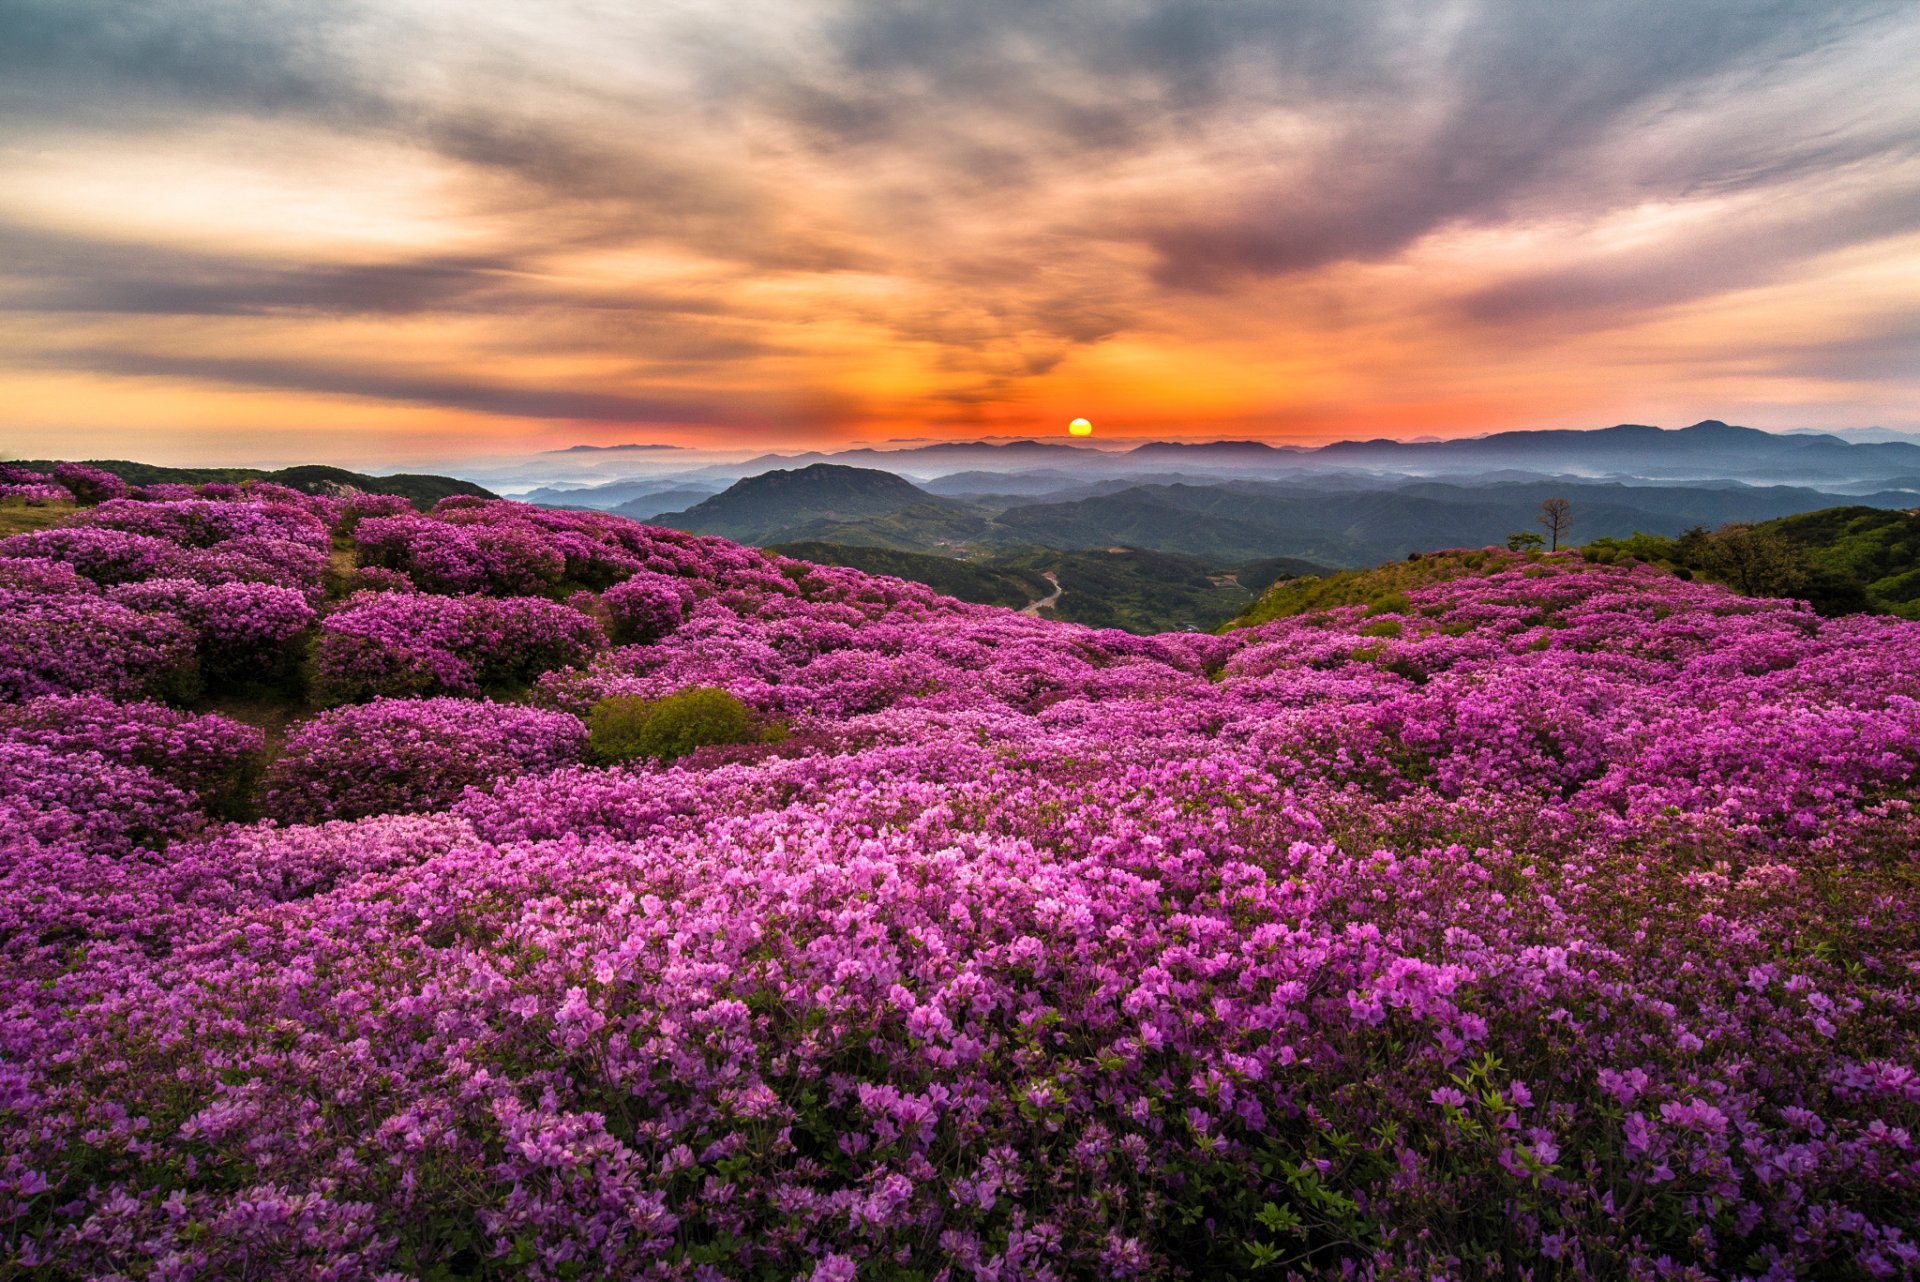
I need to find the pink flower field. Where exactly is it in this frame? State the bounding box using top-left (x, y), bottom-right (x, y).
top-left (0, 472), bottom-right (1916, 1280)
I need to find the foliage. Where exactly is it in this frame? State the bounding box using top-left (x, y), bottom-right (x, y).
top-left (768, 540), bottom-right (1049, 609)
top-left (8, 459), bottom-right (494, 509)
top-left (1586, 505), bottom-right (1920, 617)
top-left (584, 687), bottom-right (757, 763)
top-left (3, 486), bottom-right (1919, 1280)
top-left (1227, 547), bottom-right (1536, 629)
top-left (264, 697), bottom-right (586, 822)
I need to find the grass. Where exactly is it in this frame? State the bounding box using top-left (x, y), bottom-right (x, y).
top-left (0, 501), bottom-right (78, 536)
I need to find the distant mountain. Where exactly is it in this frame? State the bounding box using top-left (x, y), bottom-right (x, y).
top-left (521, 476), bottom-right (723, 509)
top-left (607, 488), bottom-right (728, 522)
top-left (650, 460), bottom-right (1918, 571)
top-left (664, 420), bottom-right (1920, 492)
top-left (656, 464), bottom-right (983, 545)
top-left (543, 443), bottom-right (685, 454)
top-left (1313, 420), bottom-right (1920, 485)
top-left (1124, 440), bottom-right (1306, 463)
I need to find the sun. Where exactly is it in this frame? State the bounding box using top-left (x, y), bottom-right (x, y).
top-left (1068, 417), bottom-right (1093, 437)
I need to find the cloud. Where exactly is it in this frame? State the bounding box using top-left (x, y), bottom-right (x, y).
top-left (1, 0), bottom-right (1917, 450)
top-left (31, 347), bottom-right (763, 426)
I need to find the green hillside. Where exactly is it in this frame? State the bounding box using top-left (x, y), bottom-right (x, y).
top-left (767, 541), bottom-right (1049, 609)
top-left (11, 459), bottom-right (494, 510)
top-left (1585, 505), bottom-right (1920, 618)
top-left (1226, 548), bottom-right (1530, 631)
top-left (998, 547), bottom-right (1256, 632)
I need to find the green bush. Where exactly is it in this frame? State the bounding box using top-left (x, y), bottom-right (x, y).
top-left (585, 687), bottom-right (756, 764)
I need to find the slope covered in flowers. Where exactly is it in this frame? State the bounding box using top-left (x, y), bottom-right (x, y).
top-left (1, 469), bottom-right (1917, 1281)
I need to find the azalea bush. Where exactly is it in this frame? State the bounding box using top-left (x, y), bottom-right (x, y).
top-left (0, 489), bottom-right (1916, 1280)
top-left (264, 697), bottom-right (585, 822)
top-left (0, 695), bottom-right (264, 818)
top-left (309, 591), bottom-right (608, 705)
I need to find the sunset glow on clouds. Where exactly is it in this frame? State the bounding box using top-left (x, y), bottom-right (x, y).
top-left (2, 0), bottom-right (1918, 465)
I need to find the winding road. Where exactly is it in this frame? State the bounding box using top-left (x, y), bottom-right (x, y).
top-left (1021, 571), bottom-right (1062, 616)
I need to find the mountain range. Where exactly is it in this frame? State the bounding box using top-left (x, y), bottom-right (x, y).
top-left (652, 462), bottom-right (1916, 569)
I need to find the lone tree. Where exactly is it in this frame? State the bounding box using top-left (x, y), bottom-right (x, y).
top-left (1538, 497), bottom-right (1573, 552)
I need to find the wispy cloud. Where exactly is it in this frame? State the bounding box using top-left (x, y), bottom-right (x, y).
top-left (1, 0), bottom-right (1916, 462)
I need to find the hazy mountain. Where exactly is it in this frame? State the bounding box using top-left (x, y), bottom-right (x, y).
top-left (650, 459), bottom-right (1919, 574)
top-left (542, 443), bottom-right (686, 454)
top-left (520, 476), bottom-right (723, 509)
top-left (1311, 420), bottom-right (1920, 484)
top-left (656, 464), bottom-right (983, 544)
top-left (606, 488), bottom-right (724, 521)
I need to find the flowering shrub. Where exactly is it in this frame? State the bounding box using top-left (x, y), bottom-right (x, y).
top-left (0, 588), bottom-right (198, 701)
top-left (0, 527), bottom-right (179, 585)
top-left (50, 462), bottom-right (129, 504)
top-left (0, 695), bottom-right (264, 817)
top-left (264, 697), bottom-right (585, 822)
top-left (71, 497), bottom-right (331, 551)
top-left (3, 503), bottom-right (1918, 1279)
top-left (0, 483), bottom-right (71, 505)
top-left (601, 570), bottom-right (693, 644)
top-left (0, 740), bottom-right (197, 854)
top-left (109, 579), bottom-right (316, 687)
top-left (309, 591), bottom-right (607, 705)
top-left (584, 687), bottom-right (757, 763)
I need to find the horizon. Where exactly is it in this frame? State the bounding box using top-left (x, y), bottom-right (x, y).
top-left (3, 1), bottom-right (1918, 465)
top-left (13, 415), bottom-right (1920, 484)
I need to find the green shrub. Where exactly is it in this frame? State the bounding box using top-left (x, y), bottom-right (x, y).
top-left (585, 687), bottom-right (756, 764)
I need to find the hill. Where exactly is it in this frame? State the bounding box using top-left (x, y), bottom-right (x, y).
top-left (657, 463), bottom-right (984, 544)
top-left (997, 546), bottom-right (1258, 632)
top-left (4, 485), bottom-right (1916, 1277)
top-left (765, 541), bottom-right (1049, 609)
top-left (655, 463), bottom-right (1915, 571)
top-left (1586, 504), bottom-right (1920, 618)
top-left (768, 540), bottom-right (1329, 632)
top-left (10, 458), bottom-right (493, 509)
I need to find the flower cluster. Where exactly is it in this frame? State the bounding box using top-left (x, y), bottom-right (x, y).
top-left (264, 697), bottom-right (585, 822)
top-left (310, 590), bottom-right (607, 705)
top-left (107, 579), bottom-right (317, 686)
top-left (0, 585), bottom-right (198, 701)
top-left (49, 462), bottom-right (129, 505)
top-left (1, 494), bottom-right (1916, 1281)
top-left (0, 483), bottom-right (71, 505)
top-left (0, 695), bottom-right (264, 817)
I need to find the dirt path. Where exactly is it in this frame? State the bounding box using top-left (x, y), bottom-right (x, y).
top-left (1021, 571), bottom-right (1062, 616)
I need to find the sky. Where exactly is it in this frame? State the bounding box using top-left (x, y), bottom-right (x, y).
top-left (2, 0), bottom-right (1917, 468)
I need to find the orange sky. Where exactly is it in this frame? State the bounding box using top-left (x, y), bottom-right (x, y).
top-left (3, 0), bottom-right (1918, 468)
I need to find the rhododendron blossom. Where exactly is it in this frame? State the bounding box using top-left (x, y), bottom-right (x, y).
top-left (0, 479), bottom-right (1915, 1279)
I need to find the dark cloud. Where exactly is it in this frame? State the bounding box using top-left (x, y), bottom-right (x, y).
top-left (1, 0), bottom-right (1915, 427)
top-left (0, 0), bottom-right (380, 129)
top-left (0, 224), bottom-right (751, 327)
top-left (33, 347), bottom-right (764, 426)
top-left (1760, 314), bottom-right (1920, 383)
top-left (1142, 0), bottom-right (1912, 287)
